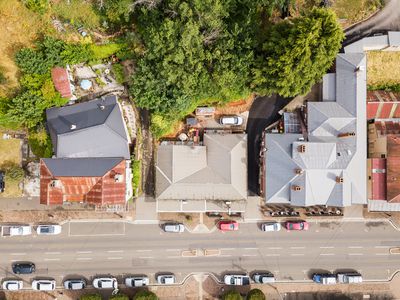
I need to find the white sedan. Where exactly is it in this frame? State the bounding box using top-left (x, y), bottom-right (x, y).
top-left (125, 276), bottom-right (149, 287)
top-left (2, 280), bottom-right (23, 290)
top-left (36, 225), bottom-right (62, 235)
top-left (32, 279), bottom-right (56, 291)
top-left (92, 277), bottom-right (118, 289)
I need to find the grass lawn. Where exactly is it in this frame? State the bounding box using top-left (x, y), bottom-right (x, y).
top-left (367, 51), bottom-right (400, 89)
top-left (331, 0), bottom-right (383, 23)
top-left (0, 0), bottom-right (50, 97)
top-left (0, 138), bottom-right (22, 197)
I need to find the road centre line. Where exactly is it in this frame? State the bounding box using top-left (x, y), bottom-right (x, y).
top-left (107, 257), bottom-right (123, 260)
top-left (167, 256), bottom-right (181, 259)
top-left (10, 253), bottom-right (26, 256)
top-left (45, 252), bottom-right (61, 255)
top-left (348, 246), bottom-right (363, 249)
top-left (243, 254), bottom-right (257, 257)
top-left (221, 248), bottom-right (235, 251)
top-left (290, 247), bottom-right (305, 249)
top-left (319, 246), bottom-right (334, 249)
top-left (348, 253), bottom-right (363, 256)
top-left (220, 254), bottom-right (232, 257)
top-left (244, 248), bottom-right (259, 250)
top-left (290, 254), bottom-right (304, 256)
top-left (136, 250), bottom-right (152, 252)
top-left (320, 253), bottom-right (335, 256)
top-left (139, 256), bottom-right (154, 259)
top-left (376, 253), bottom-right (388, 256)
top-left (265, 254), bottom-right (280, 257)
top-left (375, 246), bottom-right (391, 248)
top-left (76, 251), bottom-right (92, 254)
top-left (77, 257), bottom-right (92, 261)
top-left (268, 247), bottom-right (282, 250)
top-left (44, 258), bottom-right (60, 261)
top-left (166, 249), bottom-right (181, 251)
top-left (107, 250), bottom-right (124, 253)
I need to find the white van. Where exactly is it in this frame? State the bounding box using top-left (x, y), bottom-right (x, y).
top-left (337, 273), bottom-right (363, 284)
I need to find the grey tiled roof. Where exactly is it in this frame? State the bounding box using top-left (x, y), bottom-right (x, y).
top-left (156, 133), bottom-right (247, 201)
top-left (46, 95), bottom-right (130, 159)
top-left (42, 157), bottom-right (123, 177)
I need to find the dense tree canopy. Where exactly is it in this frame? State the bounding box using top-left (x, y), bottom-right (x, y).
top-left (246, 289), bottom-right (265, 300)
top-left (252, 7), bottom-right (344, 97)
top-left (133, 290), bottom-right (159, 300)
top-left (131, 0), bottom-right (261, 116)
top-left (223, 290), bottom-right (242, 300)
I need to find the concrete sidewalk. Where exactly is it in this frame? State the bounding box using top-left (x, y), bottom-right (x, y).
top-left (134, 196), bottom-right (158, 224)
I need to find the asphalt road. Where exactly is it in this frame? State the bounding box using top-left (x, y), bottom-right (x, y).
top-left (2, 220), bottom-right (400, 288)
top-left (246, 95), bottom-right (291, 195)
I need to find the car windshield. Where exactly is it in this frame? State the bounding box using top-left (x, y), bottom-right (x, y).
top-left (41, 227), bottom-right (50, 232)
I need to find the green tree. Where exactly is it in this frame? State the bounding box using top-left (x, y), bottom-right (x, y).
top-left (222, 290), bottom-right (242, 300)
top-left (15, 48), bottom-right (49, 75)
top-left (80, 294), bottom-right (102, 300)
top-left (246, 289), bottom-right (265, 300)
top-left (252, 7), bottom-right (344, 97)
top-left (28, 126), bottom-right (53, 158)
top-left (22, 0), bottom-right (49, 14)
top-left (133, 289), bottom-right (158, 300)
top-left (61, 43), bottom-right (93, 65)
top-left (109, 293), bottom-right (129, 300)
top-left (130, 0), bottom-right (261, 116)
top-left (102, 0), bottom-right (134, 25)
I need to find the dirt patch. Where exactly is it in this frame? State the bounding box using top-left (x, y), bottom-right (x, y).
top-left (158, 213), bottom-right (200, 231)
top-left (0, 208), bottom-right (134, 224)
top-left (215, 94), bottom-right (255, 115)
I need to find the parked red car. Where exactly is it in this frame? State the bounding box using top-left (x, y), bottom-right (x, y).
top-left (285, 220), bottom-right (309, 231)
top-left (219, 220), bottom-right (239, 231)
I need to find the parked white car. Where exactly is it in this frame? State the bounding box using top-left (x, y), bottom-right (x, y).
top-left (163, 223), bottom-right (185, 233)
top-left (32, 279), bottom-right (56, 291)
top-left (1, 225), bottom-right (31, 237)
top-left (219, 115), bottom-right (243, 126)
top-left (261, 222), bottom-right (281, 232)
top-left (2, 280), bottom-right (23, 290)
top-left (63, 279), bottom-right (86, 290)
top-left (157, 274), bottom-right (175, 284)
top-left (224, 274), bottom-right (250, 286)
top-left (125, 276), bottom-right (149, 287)
top-left (36, 225), bottom-right (62, 235)
top-left (92, 277), bottom-right (118, 289)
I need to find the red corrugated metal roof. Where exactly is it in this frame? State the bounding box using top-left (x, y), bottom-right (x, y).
top-left (40, 160), bottom-right (126, 206)
top-left (367, 103), bottom-right (379, 119)
top-left (380, 103), bottom-right (393, 119)
top-left (370, 158), bottom-right (387, 201)
top-left (51, 67), bottom-right (72, 99)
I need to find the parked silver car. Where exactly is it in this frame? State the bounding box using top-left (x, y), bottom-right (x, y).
top-left (163, 223), bottom-right (185, 233)
top-left (125, 276), bottom-right (149, 287)
top-left (157, 274), bottom-right (175, 284)
top-left (63, 279), bottom-right (86, 290)
top-left (219, 115), bottom-right (243, 126)
top-left (2, 280), bottom-right (23, 290)
top-left (261, 222), bottom-right (281, 232)
top-left (253, 273), bottom-right (276, 283)
top-left (32, 279), bottom-right (56, 291)
top-left (224, 274), bottom-right (250, 286)
top-left (36, 224), bottom-right (62, 235)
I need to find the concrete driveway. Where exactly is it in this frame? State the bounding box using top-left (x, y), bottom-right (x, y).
top-left (246, 95), bottom-right (291, 195)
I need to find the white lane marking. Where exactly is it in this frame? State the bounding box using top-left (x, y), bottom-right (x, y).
top-left (290, 247), bottom-right (305, 249)
top-left (107, 257), bottom-right (123, 260)
top-left (220, 254), bottom-right (232, 257)
top-left (136, 250), bottom-right (152, 252)
top-left (139, 256), bottom-right (154, 259)
top-left (77, 257), bottom-right (92, 261)
top-left (244, 248), bottom-right (259, 250)
top-left (11, 253), bottom-right (26, 256)
top-left (107, 250), bottom-right (124, 253)
top-left (45, 252), bottom-right (61, 255)
top-left (376, 253), bottom-right (388, 256)
top-left (375, 246), bottom-right (390, 249)
top-left (243, 254), bottom-right (257, 257)
top-left (348, 246), bottom-right (363, 249)
top-left (44, 258), bottom-right (60, 261)
top-left (348, 253), bottom-right (363, 256)
top-left (290, 254), bottom-right (304, 256)
top-left (320, 253), bottom-right (335, 256)
top-left (167, 256), bottom-right (181, 259)
top-left (221, 248), bottom-right (235, 251)
top-left (166, 249), bottom-right (181, 251)
top-left (320, 246), bottom-right (334, 249)
top-left (268, 247), bottom-right (282, 250)
top-left (76, 251), bottom-right (92, 254)
top-left (265, 254), bottom-right (280, 257)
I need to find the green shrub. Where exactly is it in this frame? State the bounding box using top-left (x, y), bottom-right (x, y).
top-left (368, 83), bottom-right (400, 92)
top-left (1, 162), bottom-right (24, 181)
top-left (133, 290), bottom-right (158, 300)
top-left (222, 290), bottom-right (242, 300)
top-left (246, 289), bottom-right (265, 300)
top-left (150, 114), bottom-right (179, 139)
top-left (90, 43), bottom-right (125, 61)
top-left (131, 159), bottom-right (141, 197)
top-left (109, 293), bottom-right (129, 300)
top-left (28, 127), bottom-right (53, 158)
top-left (61, 43), bottom-right (93, 65)
top-left (22, 0), bottom-right (48, 14)
top-left (15, 48), bottom-right (49, 75)
top-left (112, 63), bottom-right (125, 84)
top-left (80, 294), bottom-right (102, 300)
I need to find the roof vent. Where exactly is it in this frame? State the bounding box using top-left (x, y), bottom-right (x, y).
top-left (338, 132), bottom-right (356, 138)
top-left (298, 144), bottom-right (306, 153)
top-left (292, 185), bottom-right (302, 191)
top-left (70, 124), bottom-right (76, 130)
top-left (99, 105), bottom-right (105, 110)
top-left (355, 66), bottom-right (365, 72)
top-left (295, 168), bottom-right (303, 175)
top-left (336, 176), bottom-right (344, 183)
top-left (50, 180), bottom-right (61, 188)
top-left (114, 174), bottom-right (123, 183)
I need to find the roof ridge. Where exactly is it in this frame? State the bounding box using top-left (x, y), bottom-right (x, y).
top-left (104, 103), bottom-right (129, 141)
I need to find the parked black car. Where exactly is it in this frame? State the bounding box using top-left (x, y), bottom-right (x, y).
top-left (0, 171), bottom-right (4, 193)
top-left (12, 262), bottom-right (35, 274)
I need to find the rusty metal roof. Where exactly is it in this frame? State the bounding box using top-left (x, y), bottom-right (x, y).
top-left (51, 67), bottom-right (72, 99)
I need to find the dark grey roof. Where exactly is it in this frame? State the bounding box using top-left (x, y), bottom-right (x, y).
top-left (42, 158), bottom-right (123, 177)
top-left (46, 95), bottom-right (130, 159)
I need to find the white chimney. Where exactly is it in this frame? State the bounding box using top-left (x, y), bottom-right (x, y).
top-left (70, 124), bottom-right (76, 130)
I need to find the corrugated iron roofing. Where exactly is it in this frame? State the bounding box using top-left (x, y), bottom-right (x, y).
top-left (370, 158), bottom-right (387, 201)
top-left (387, 136), bottom-right (400, 203)
top-left (51, 67), bottom-right (72, 99)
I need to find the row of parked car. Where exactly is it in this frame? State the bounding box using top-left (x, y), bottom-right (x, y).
top-left (162, 220), bottom-right (309, 232)
top-left (312, 272), bottom-right (363, 285)
top-left (0, 224), bottom-right (61, 237)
